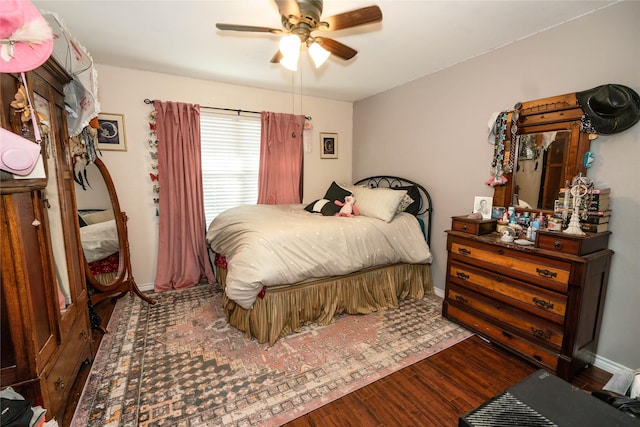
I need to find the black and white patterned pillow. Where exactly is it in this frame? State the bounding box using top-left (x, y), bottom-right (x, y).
top-left (304, 199), bottom-right (341, 216)
top-left (323, 181), bottom-right (352, 204)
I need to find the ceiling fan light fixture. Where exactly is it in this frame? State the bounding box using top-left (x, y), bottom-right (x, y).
top-left (279, 53), bottom-right (299, 71)
top-left (279, 34), bottom-right (301, 58)
top-left (217, 2), bottom-right (383, 68)
top-left (308, 41), bottom-right (330, 68)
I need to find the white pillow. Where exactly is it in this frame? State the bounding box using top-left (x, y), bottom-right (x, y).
top-left (81, 209), bottom-right (115, 225)
top-left (351, 186), bottom-right (407, 222)
top-left (79, 219), bottom-right (119, 262)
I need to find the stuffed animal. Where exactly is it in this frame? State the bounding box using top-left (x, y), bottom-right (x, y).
top-left (335, 195), bottom-right (359, 217)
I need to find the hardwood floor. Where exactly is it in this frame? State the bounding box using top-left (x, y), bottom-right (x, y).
top-left (63, 298), bottom-right (612, 427)
top-left (283, 337), bottom-right (611, 427)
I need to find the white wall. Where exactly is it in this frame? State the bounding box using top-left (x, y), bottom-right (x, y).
top-left (353, 2), bottom-right (640, 369)
top-left (94, 65), bottom-right (352, 290)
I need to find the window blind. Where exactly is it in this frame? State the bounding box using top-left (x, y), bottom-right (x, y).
top-left (200, 111), bottom-right (261, 226)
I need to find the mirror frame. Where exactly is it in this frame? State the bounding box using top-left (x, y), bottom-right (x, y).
top-left (493, 92), bottom-right (592, 212)
top-left (81, 157), bottom-right (155, 306)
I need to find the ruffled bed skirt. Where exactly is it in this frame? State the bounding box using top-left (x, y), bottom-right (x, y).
top-left (215, 263), bottom-right (433, 345)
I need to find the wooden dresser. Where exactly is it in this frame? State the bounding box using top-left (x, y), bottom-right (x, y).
top-left (1, 60), bottom-right (94, 421)
top-left (443, 218), bottom-right (613, 380)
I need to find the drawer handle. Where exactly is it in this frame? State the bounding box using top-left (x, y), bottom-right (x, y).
top-left (456, 271), bottom-right (470, 280)
top-left (554, 241), bottom-right (563, 250)
top-left (458, 248), bottom-right (471, 256)
top-left (81, 329), bottom-right (88, 340)
top-left (494, 276), bottom-right (502, 283)
top-left (454, 295), bottom-right (468, 304)
top-left (533, 297), bottom-right (554, 310)
top-left (536, 268), bottom-right (557, 279)
top-left (55, 378), bottom-right (65, 390)
top-left (462, 224), bottom-right (468, 230)
top-left (531, 327), bottom-right (551, 341)
top-left (497, 249), bottom-right (504, 255)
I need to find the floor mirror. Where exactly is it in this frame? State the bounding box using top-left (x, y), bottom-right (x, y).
top-left (75, 157), bottom-right (155, 311)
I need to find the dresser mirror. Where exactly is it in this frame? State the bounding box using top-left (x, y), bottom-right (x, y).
top-left (492, 92), bottom-right (591, 211)
top-left (513, 130), bottom-right (570, 210)
top-left (41, 108), bottom-right (73, 315)
top-left (74, 157), bottom-right (154, 306)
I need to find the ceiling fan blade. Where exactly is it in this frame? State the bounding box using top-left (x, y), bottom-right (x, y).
top-left (216, 23), bottom-right (283, 34)
top-left (317, 37), bottom-right (357, 60)
top-left (274, 0), bottom-right (300, 19)
top-left (321, 5), bottom-right (382, 31)
top-left (270, 50), bottom-right (283, 64)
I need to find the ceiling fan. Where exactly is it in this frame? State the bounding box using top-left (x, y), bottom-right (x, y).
top-left (215, 0), bottom-right (383, 70)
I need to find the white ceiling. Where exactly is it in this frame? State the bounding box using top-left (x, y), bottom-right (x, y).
top-left (33, 0), bottom-right (618, 102)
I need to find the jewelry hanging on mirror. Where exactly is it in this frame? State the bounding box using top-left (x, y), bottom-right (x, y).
top-left (506, 107), bottom-right (521, 175)
top-left (485, 111), bottom-right (509, 186)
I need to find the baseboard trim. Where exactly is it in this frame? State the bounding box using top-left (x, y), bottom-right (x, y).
top-left (434, 287), bottom-right (445, 298)
top-left (139, 282), bottom-right (154, 292)
top-left (593, 354), bottom-right (630, 375)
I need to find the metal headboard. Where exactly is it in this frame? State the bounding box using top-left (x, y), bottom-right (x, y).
top-left (353, 176), bottom-right (433, 247)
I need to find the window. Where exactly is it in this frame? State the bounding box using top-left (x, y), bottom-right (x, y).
top-left (200, 111), bottom-right (261, 225)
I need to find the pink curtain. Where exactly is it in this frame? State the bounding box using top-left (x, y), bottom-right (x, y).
top-left (153, 101), bottom-right (215, 291)
top-left (257, 112), bottom-right (305, 204)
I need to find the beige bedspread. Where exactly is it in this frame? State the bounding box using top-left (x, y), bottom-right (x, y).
top-left (206, 204), bottom-right (432, 309)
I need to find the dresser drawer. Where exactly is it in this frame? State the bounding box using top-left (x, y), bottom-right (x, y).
top-left (446, 305), bottom-right (560, 372)
top-left (44, 321), bottom-right (91, 420)
top-left (447, 285), bottom-right (563, 350)
top-left (451, 216), bottom-right (497, 235)
top-left (448, 261), bottom-right (567, 323)
top-left (450, 238), bottom-right (571, 293)
top-left (536, 230), bottom-right (610, 255)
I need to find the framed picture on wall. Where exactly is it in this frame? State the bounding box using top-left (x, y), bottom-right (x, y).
top-left (320, 132), bottom-right (338, 159)
top-left (97, 113), bottom-right (127, 151)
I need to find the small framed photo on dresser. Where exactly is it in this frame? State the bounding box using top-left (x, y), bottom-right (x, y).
top-left (473, 196), bottom-right (493, 219)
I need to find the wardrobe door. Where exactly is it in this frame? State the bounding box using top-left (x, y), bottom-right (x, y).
top-left (31, 64), bottom-right (89, 338)
top-left (0, 192), bottom-right (58, 406)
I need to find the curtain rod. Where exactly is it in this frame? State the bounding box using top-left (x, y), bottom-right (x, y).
top-left (143, 99), bottom-right (311, 121)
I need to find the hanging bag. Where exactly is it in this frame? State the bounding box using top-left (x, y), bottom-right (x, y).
top-left (0, 72), bottom-right (43, 176)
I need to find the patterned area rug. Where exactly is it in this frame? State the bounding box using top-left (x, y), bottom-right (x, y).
top-left (72, 284), bottom-right (472, 426)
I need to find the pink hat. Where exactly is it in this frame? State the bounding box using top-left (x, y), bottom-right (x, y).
top-left (0, 0), bottom-right (53, 73)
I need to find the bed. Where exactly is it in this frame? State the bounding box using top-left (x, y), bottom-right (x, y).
top-left (78, 209), bottom-right (120, 284)
top-left (206, 176), bottom-right (434, 345)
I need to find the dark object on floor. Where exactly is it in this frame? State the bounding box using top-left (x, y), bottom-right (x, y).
top-left (459, 369), bottom-right (639, 427)
top-left (87, 297), bottom-right (102, 331)
top-left (592, 389), bottom-right (640, 418)
top-left (0, 397), bottom-right (33, 427)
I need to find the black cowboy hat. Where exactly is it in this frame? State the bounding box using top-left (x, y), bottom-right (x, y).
top-left (576, 84), bottom-right (640, 135)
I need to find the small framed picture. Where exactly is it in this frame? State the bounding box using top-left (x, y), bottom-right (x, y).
top-left (320, 132), bottom-right (338, 159)
top-left (473, 196), bottom-right (493, 219)
top-left (491, 206), bottom-right (505, 220)
top-left (97, 113), bottom-right (127, 151)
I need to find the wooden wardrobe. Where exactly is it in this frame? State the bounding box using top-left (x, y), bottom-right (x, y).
top-left (1, 59), bottom-right (94, 422)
